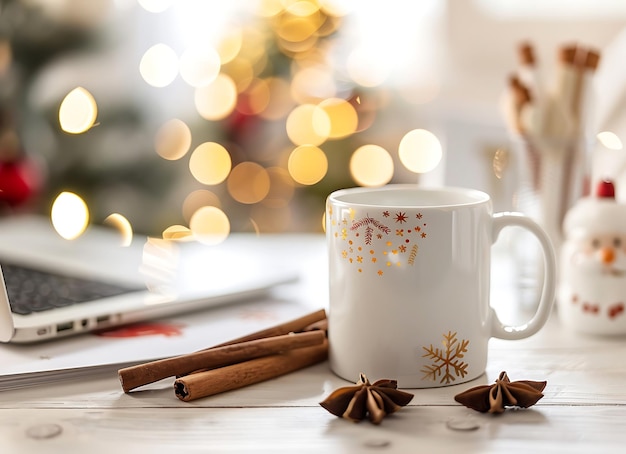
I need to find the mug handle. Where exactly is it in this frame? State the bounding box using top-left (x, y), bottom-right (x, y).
top-left (490, 212), bottom-right (556, 340)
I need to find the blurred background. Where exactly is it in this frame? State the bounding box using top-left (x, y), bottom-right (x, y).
top-left (1, 0), bottom-right (626, 242)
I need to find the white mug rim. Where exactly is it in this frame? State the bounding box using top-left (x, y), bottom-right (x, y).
top-left (329, 184), bottom-right (490, 209)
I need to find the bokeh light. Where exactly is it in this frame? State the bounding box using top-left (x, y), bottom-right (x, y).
top-left (227, 162), bottom-right (271, 204)
top-left (597, 131), bottom-right (623, 150)
top-left (189, 142), bottom-right (232, 185)
top-left (162, 224), bottom-right (194, 241)
top-left (314, 98), bottom-right (358, 139)
top-left (179, 47), bottom-right (221, 88)
top-left (216, 27), bottom-right (243, 64)
top-left (286, 104), bottom-right (330, 146)
top-left (237, 28), bottom-right (268, 75)
top-left (350, 144), bottom-right (394, 186)
top-left (194, 73), bottom-right (238, 120)
top-left (291, 65), bottom-right (337, 104)
top-left (103, 213), bottom-right (133, 247)
top-left (257, 0), bottom-right (286, 17)
top-left (259, 77), bottom-right (295, 120)
top-left (275, 12), bottom-right (320, 44)
top-left (288, 145), bottom-right (328, 185)
top-left (492, 147), bottom-right (509, 180)
top-left (237, 78), bottom-right (271, 115)
top-left (398, 128), bottom-right (442, 173)
top-left (182, 189), bottom-right (221, 223)
top-left (155, 118), bottom-right (192, 160)
top-left (51, 192), bottom-right (89, 240)
top-left (58, 87), bottom-right (98, 134)
top-left (221, 57), bottom-right (255, 93)
top-left (189, 206), bottom-right (231, 245)
top-left (279, 12), bottom-right (323, 42)
top-left (139, 43), bottom-right (179, 88)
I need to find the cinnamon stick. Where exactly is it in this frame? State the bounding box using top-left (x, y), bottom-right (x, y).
top-left (212, 308), bottom-right (327, 347)
top-left (119, 330), bottom-right (326, 392)
top-left (174, 342), bottom-right (329, 402)
top-left (118, 309), bottom-right (327, 391)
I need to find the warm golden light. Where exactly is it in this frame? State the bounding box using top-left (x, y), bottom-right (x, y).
top-left (189, 206), bottom-right (231, 245)
top-left (314, 98), bottom-right (358, 139)
top-left (275, 15), bottom-right (319, 43)
top-left (350, 144), bottom-right (394, 186)
top-left (179, 47), bottom-right (221, 88)
top-left (287, 1), bottom-right (321, 17)
top-left (398, 128), bottom-right (442, 173)
top-left (162, 225), bottom-right (194, 241)
top-left (217, 27), bottom-right (243, 64)
top-left (291, 66), bottom-right (337, 104)
top-left (286, 104), bottom-right (329, 146)
top-left (237, 28), bottom-right (268, 74)
top-left (139, 43), bottom-right (179, 88)
top-left (257, 0), bottom-right (285, 17)
top-left (182, 189), bottom-right (221, 223)
top-left (227, 162), bottom-right (271, 204)
top-left (189, 142), bottom-right (232, 185)
top-left (58, 87), bottom-right (98, 134)
top-left (597, 131), bottom-right (623, 150)
top-left (221, 57), bottom-right (255, 93)
top-left (259, 77), bottom-right (295, 120)
top-left (194, 73), bottom-right (237, 120)
top-left (238, 78), bottom-right (271, 115)
top-left (51, 192), bottom-right (89, 240)
top-left (103, 213), bottom-right (133, 247)
top-left (155, 118), bottom-right (192, 160)
top-left (492, 147), bottom-right (509, 180)
top-left (288, 145), bottom-right (328, 185)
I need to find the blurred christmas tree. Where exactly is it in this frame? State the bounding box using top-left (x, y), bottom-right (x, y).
top-left (1, 1), bottom-right (406, 237)
top-left (0, 0), bottom-right (176, 232)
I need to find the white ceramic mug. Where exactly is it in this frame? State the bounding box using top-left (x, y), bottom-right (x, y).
top-left (326, 185), bottom-right (556, 388)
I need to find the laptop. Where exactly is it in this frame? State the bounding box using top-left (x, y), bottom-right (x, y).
top-left (0, 215), bottom-right (297, 343)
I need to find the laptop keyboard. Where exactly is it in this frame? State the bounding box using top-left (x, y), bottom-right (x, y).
top-left (1, 262), bottom-right (142, 315)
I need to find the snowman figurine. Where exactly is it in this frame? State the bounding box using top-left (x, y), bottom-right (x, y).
top-left (559, 179), bottom-right (626, 335)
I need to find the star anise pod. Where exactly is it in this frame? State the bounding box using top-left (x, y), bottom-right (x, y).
top-left (454, 371), bottom-right (546, 414)
top-left (319, 373), bottom-right (414, 424)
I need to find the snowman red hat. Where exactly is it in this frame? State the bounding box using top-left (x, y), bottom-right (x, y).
top-left (562, 179), bottom-right (626, 241)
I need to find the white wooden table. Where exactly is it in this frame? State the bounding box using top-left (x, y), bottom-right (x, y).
top-left (1, 234), bottom-right (626, 453)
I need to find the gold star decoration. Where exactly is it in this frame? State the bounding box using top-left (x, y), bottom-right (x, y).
top-left (320, 373), bottom-right (414, 424)
top-left (454, 371), bottom-right (546, 414)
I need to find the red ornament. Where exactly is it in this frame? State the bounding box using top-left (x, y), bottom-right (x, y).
top-left (0, 157), bottom-right (41, 207)
top-left (596, 179), bottom-right (615, 199)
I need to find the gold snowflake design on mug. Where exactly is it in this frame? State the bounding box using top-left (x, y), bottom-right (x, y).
top-left (328, 205), bottom-right (428, 276)
top-left (421, 331), bottom-right (470, 385)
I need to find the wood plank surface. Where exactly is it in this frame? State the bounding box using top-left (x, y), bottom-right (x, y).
top-left (2, 233), bottom-right (626, 452)
top-left (2, 405), bottom-right (625, 454)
